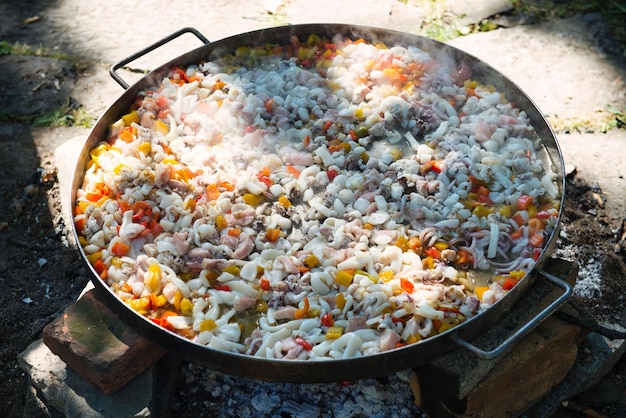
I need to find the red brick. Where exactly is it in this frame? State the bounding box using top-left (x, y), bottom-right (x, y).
top-left (42, 289), bottom-right (166, 394)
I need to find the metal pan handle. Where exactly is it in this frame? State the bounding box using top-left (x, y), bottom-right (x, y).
top-left (449, 269), bottom-right (572, 360)
top-left (109, 27), bottom-right (211, 89)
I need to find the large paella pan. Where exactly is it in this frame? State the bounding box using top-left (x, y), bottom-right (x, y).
top-left (71, 24), bottom-right (571, 382)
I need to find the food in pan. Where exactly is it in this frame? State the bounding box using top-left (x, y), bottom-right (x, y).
top-left (75, 34), bottom-right (560, 359)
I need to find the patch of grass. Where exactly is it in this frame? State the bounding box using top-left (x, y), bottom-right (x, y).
top-left (0, 40), bottom-right (96, 128)
top-left (547, 105), bottom-right (626, 134)
top-left (604, 104), bottom-right (626, 131)
top-left (410, 0), bottom-right (466, 42)
top-left (0, 39), bottom-right (72, 60)
top-left (0, 110), bottom-right (32, 124)
top-left (403, 0), bottom-right (626, 49)
top-left (0, 99), bottom-right (95, 128)
top-left (0, 40), bottom-right (12, 55)
top-left (33, 99), bottom-right (95, 128)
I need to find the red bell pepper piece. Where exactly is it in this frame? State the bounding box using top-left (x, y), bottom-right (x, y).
top-left (400, 278), bottom-right (415, 293)
top-left (320, 313), bottom-right (334, 327)
top-left (295, 337), bottom-right (313, 351)
top-left (502, 277), bottom-right (518, 291)
top-left (516, 195), bottom-right (533, 210)
top-left (111, 241), bottom-right (131, 256)
top-left (424, 246), bottom-right (441, 259)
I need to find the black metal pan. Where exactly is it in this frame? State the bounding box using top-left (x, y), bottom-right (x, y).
top-left (71, 24), bottom-right (571, 382)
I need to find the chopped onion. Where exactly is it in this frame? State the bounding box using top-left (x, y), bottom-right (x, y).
top-left (488, 222), bottom-right (500, 259)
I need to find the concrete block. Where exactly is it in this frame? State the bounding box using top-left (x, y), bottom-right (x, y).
top-left (18, 339), bottom-right (153, 417)
top-left (524, 329), bottom-right (626, 417)
top-left (55, 135), bottom-right (85, 246)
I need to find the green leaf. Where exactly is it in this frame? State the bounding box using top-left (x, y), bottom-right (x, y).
top-left (0, 40), bottom-right (12, 55)
top-left (611, 0), bottom-right (626, 13)
top-left (606, 104), bottom-right (623, 115)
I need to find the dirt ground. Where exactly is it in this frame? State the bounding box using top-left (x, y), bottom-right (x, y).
top-left (1, 1), bottom-right (626, 417)
top-left (0, 121), bottom-right (91, 415)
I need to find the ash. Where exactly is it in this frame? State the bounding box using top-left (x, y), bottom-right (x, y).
top-left (572, 259), bottom-right (603, 299)
top-left (555, 243), bottom-right (604, 300)
top-left (172, 363), bottom-right (426, 418)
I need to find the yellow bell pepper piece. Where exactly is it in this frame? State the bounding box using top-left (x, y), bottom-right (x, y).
top-left (304, 254), bottom-right (320, 268)
top-left (498, 204), bottom-right (512, 218)
top-left (151, 293), bottom-right (168, 309)
top-left (336, 293), bottom-right (346, 310)
top-left (243, 193), bottom-right (264, 206)
top-left (154, 120), bottom-right (169, 135)
top-left (121, 110), bottom-right (139, 126)
top-left (180, 298), bottom-right (193, 315)
top-left (306, 33), bottom-right (322, 45)
top-left (137, 141), bottom-right (151, 155)
top-left (434, 241), bottom-right (449, 251)
top-left (223, 265), bottom-right (241, 276)
top-left (90, 143), bottom-right (109, 159)
top-left (110, 256), bottom-right (123, 268)
top-left (325, 326), bottom-right (344, 339)
top-left (86, 251), bottom-right (103, 265)
top-left (235, 45), bottom-right (250, 58)
top-left (334, 269), bottom-right (354, 287)
top-left (437, 321), bottom-right (456, 333)
top-left (113, 163), bottom-right (127, 175)
top-left (307, 308), bottom-right (321, 318)
top-left (422, 256), bottom-right (435, 270)
top-left (128, 296), bottom-right (151, 314)
top-left (184, 197), bottom-right (196, 211)
top-left (474, 286), bottom-right (490, 301)
top-left (215, 215), bottom-right (227, 230)
top-left (390, 147), bottom-right (403, 161)
top-left (145, 264), bottom-right (162, 293)
top-left (199, 319), bottom-right (217, 332)
top-left (472, 205), bottom-right (493, 218)
top-left (173, 290), bottom-right (183, 311)
top-left (77, 200), bottom-right (91, 214)
top-left (379, 270), bottom-right (394, 282)
top-left (278, 195), bottom-right (292, 209)
top-left (395, 235), bottom-right (409, 252)
top-left (405, 334), bottom-right (422, 345)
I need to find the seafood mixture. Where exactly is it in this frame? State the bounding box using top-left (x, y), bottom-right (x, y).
top-left (75, 34), bottom-right (560, 359)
